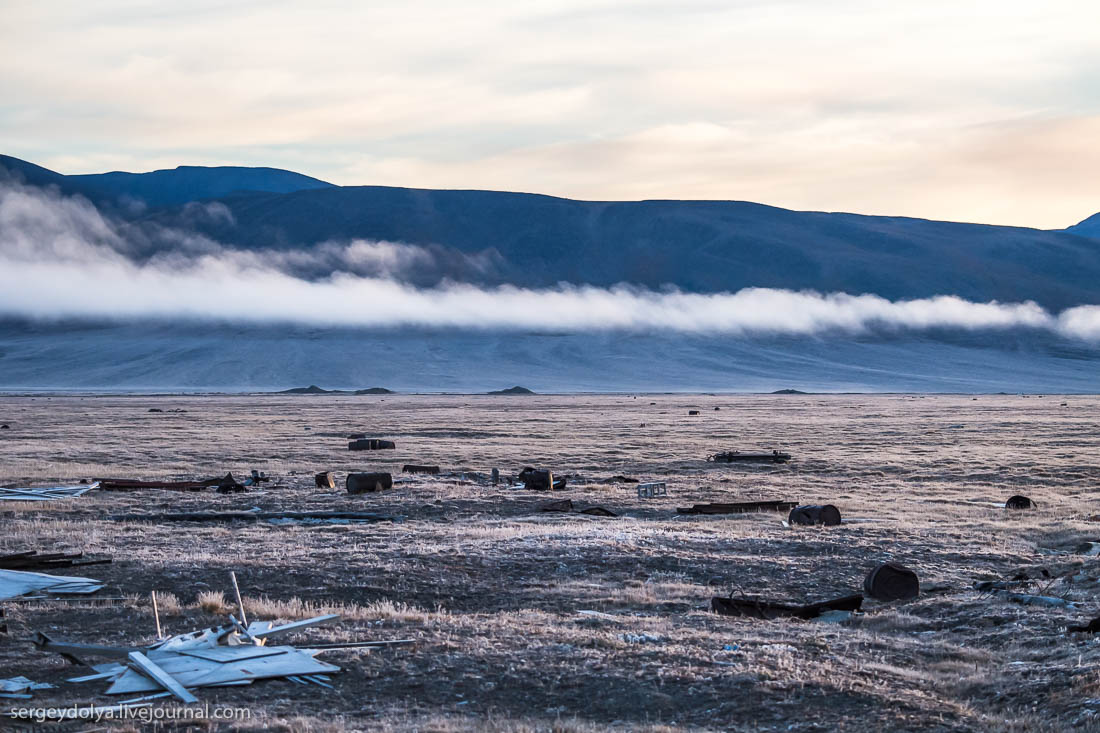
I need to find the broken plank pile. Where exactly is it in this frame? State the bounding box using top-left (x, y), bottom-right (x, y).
top-left (42, 613), bottom-right (413, 701)
top-left (711, 593), bottom-right (863, 620)
top-left (97, 478), bottom-right (219, 491)
top-left (0, 483), bottom-right (98, 502)
top-left (707, 450), bottom-right (791, 464)
top-left (111, 509), bottom-right (402, 524)
top-left (677, 500), bottom-right (796, 515)
top-left (0, 568), bottom-right (104, 600)
top-left (0, 550), bottom-right (111, 571)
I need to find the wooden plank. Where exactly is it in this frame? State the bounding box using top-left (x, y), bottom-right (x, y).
top-left (126, 651), bottom-right (199, 704)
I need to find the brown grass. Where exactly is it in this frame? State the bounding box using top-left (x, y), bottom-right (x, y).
top-left (1, 393), bottom-right (1099, 731)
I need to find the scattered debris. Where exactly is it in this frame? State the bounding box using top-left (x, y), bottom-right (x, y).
top-left (0, 676), bottom-right (53, 700)
top-left (1068, 616), bottom-right (1100, 633)
top-left (677, 501), bottom-right (797, 515)
top-left (347, 472), bottom-right (393, 494)
top-left (403, 464), bottom-right (441, 475)
top-left (148, 408), bottom-right (163, 413)
top-left (38, 610), bottom-right (411, 700)
top-left (0, 550), bottom-right (111, 571)
top-left (1006, 495), bottom-right (1034, 509)
top-left (688, 410), bottom-right (700, 416)
top-left (708, 450), bottom-right (791, 464)
top-left (349, 439), bottom-right (396, 451)
top-left (97, 478), bottom-right (219, 491)
top-left (604, 475), bottom-right (639, 484)
top-left (815, 610), bottom-right (855, 623)
top-left (0, 424), bottom-right (8, 429)
top-left (712, 593), bottom-right (863, 620)
top-left (0, 568), bottom-right (104, 600)
top-left (245, 470), bottom-right (270, 486)
top-left (111, 509), bottom-right (401, 524)
top-left (991, 589), bottom-right (1074, 608)
top-left (538, 498), bottom-right (616, 517)
top-left (314, 471), bottom-right (336, 489)
top-left (788, 504), bottom-right (842, 526)
top-left (0, 483), bottom-right (98, 502)
top-left (864, 562), bottom-right (919, 601)
top-left (491, 468), bottom-right (500, 485)
top-left (540, 499), bottom-right (574, 512)
top-left (637, 481), bottom-right (667, 499)
top-left (517, 468), bottom-right (566, 491)
top-left (216, 473), bottom-right (248, 494)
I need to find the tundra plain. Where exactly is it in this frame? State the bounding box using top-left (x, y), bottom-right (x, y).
top-left (1, 393), bottom-right (1099, 732)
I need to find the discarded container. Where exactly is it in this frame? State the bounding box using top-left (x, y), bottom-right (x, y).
top-left (864, 562), bottom-right (919, 601)
top-left (518, 468), bottom-right (554, 491)
top-left (688, 410), bottom-right (700, 416)
top-left (402, 465), bottom-right (440, 475)
top-left (348, 439), bottom-right (396, 451)
top-left (347, 473), bottom-right (393, 494)
top-left (1005, 495), bottom-right (1033, 510)
top-left (314, 472), bottom-right (336, 489)
top-left (788, 504), bottom-right (842, 526)
top-left (637, 482), bottom-right (667, 499)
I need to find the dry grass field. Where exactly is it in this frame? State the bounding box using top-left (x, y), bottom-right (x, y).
top-left (1, 393), bottom-right (1100, 732)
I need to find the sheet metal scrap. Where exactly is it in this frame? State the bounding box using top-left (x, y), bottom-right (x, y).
top-left (677, 501), bottom-right (797, 515)
top-left (711, 593), bottom-right (863, 620)
top-left (0, 676), bottom-right (54, 700)
top-left (0, 551), bottom-right (112, 571)
top-left (0, 568), bottom-right (104, 601)
top-left (707, 450), bottom-right (791, 464)
top-left (40, 613), bottom-right (413, 700)
top-left (0, 483), bottom-right (98, 502)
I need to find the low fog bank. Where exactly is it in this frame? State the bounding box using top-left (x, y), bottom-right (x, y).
top-left (3, 180), bottom-right (1100, 339)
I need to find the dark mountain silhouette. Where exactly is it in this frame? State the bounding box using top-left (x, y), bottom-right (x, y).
top-left (4, 153), bottom-right (1100, 309)
top-left (1068, 212), bottom-right (1100, 239)
top-left (0, 154), bottom-right (332, 210)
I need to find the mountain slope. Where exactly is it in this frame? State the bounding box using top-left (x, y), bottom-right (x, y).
top-left (0, 154), bottom-right (333, 210)
top-left (1068, 212), bottom-right (1100, 239)
top-left (145, 185), bottom-right (1100, 310)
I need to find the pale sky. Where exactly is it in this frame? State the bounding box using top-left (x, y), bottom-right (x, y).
top-left (2, 0), bottom-right (1099, 228)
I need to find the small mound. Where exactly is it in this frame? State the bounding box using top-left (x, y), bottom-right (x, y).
top-left (771, 389), bottom-right (808, 394)
top-left (278, 385), bottom-right (334, 394)
top-left (355, 387), bottom-right (395, 395)
top-left (487, 386), bottom-right (535, 395)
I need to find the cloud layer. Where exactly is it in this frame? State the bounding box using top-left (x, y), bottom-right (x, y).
top-left (3, 1), bottom-right (1100, 227)
top-left (2, 180), bottom-right (1099, 339)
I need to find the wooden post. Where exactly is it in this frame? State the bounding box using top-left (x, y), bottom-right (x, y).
top-left (151, 591), bottom-right (163, 640)
top-left (230, 571), bottom-right (247, 626)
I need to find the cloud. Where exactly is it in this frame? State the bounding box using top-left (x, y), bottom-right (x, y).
top-left (4, 1), bottom-right (1100, 227)
top-left (0, 179), bottom-right (1095, 340)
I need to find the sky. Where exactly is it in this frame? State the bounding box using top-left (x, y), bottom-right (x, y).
top-left (2, 0), bottom-right (1099, 228)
